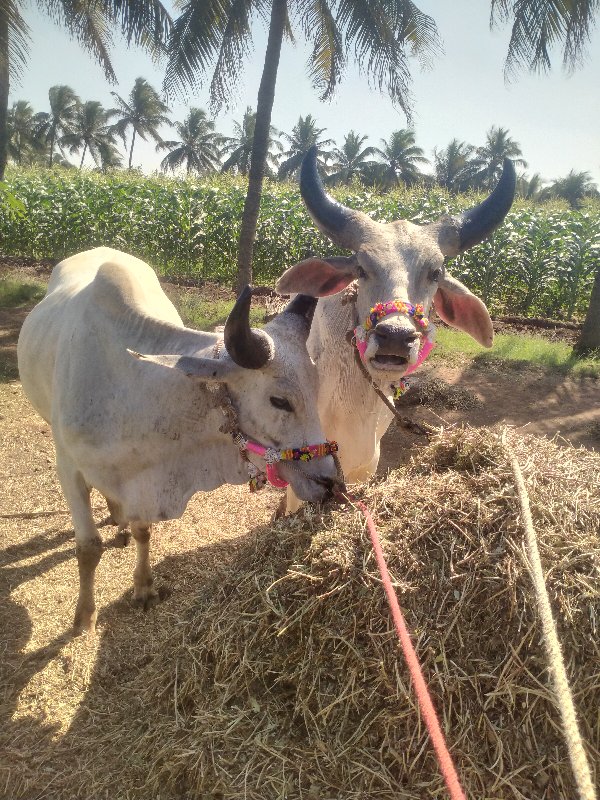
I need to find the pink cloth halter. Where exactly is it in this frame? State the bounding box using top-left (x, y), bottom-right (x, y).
top-left (244, 440), bottom-right (290, 488)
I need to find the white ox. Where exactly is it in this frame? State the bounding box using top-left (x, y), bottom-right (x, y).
top-left (17, 248), bottom-right (339, 633)
top-left (277, 148), bottom-right (516, 512)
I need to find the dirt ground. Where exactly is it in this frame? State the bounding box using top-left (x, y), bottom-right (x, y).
top-left (0, 274), bottom-right (599, 799)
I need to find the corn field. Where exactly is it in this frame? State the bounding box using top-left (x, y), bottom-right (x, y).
top-left (2, 168), bottom-right (599, 318)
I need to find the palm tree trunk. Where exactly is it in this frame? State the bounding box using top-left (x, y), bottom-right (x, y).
top-left (574, 265), bottom-right (600, 353)
top-left (235, 0), bottom-right (287, 293)
top-left (0, 13), bottom-right (9, 182)
top-left (128, 128), bottom-right (137, 169)
top-left (80, 142), bottom-right (88, 169)
top-left (49, 128), bottom-right (55, 167)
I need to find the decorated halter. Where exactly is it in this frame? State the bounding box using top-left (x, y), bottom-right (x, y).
top-left (353, 299), bottom-right (436, 398)
top-left (232, 433), bottom-right (338, 491)
top-left (208, 367), bottom-right (337, 492)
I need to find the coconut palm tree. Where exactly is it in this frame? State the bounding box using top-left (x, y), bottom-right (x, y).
top-left (278, 115), bottom-right (334, 180)
top-left (326, 131), bottom-right (376, 186)
top-left (472, 126), bottom-right (527, 189)
top-left (158, 107), bottom-right (221, 174)
top-left (516, 172), bottom-right (544, 201)
top-left (60, 100), bottom-right (116, 168)
top-left (220, 107), bottom-right (282, 176)
top-left (0, 0), bottom-right (171, 180)
top-left (433, 138), bottom-right (478, 193)
top-left (34, 85), bottom-right (80, 167)
top-left (359, 161), bottom-right (389, 190)
top-left (164, 0), bottom-right (440, 291)
top-left (97, 138), bottom-right (123, 172)
top-left (6, 99), bottom-right (40, 165)
top-left (545, 170), bottom-right (598, 209)
top-left (109, 77), bottom-right (171, 169)
top-left (374, 129), bottom-right (429, 187)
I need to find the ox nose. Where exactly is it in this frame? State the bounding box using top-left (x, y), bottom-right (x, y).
top-left (310, 472), bottom-right (346, 497)
top-left (374, 323), bottom-right (419, 355)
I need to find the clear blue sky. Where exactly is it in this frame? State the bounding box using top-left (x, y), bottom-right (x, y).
top-left (11, 0), bottom-right (600, 185)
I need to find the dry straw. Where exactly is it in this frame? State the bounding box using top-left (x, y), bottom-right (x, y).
top-left (42, 426), bottom-right (600, 799)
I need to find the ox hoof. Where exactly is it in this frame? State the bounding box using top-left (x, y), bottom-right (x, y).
top-left (110, 528), bottom-right (131, 548)
top-left (132, 585), bottom-right (159, 611)
top-left (73, 607), bottom-right (97, 636)
top-left (272, 495), bottom-right (288, 521)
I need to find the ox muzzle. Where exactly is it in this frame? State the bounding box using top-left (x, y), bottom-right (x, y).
top-left (354, 299), bottom-right (433, 370)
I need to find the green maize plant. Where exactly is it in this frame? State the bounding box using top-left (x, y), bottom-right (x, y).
top-left (1, 167), bottom-right (598, 319)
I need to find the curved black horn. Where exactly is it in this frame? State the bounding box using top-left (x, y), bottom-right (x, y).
top-left (300, 146), bottom-right (358, 249)
top-left (224, 285), bottom-right (273, 370)
top-left (456, 158), bottom-right (517, 252)
top-left (282, 294), bottom-right (318, 337)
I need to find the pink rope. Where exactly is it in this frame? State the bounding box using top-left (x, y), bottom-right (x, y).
top-left (266, 463), bottom-right (289, 488)
top-left (352, 495), bottom-right (467, 800)
top-left (405, 338), bottom-right (435, 375)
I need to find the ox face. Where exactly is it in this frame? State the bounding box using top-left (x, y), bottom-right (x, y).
top-left (276, 147), bottom-right (516, 382)
top-left (135, 289), bottom-right (340, 503)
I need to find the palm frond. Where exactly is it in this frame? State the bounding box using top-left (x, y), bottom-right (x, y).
top-left (335, 0), bottom-right (438, 118)
top-left (208, 0), bottom-right (257, 112)
top-left (0, 0), bottom-right (31, 83)
top-left (92, 0), bottom-right (171, 45)
top-left (221, 148), bottom-right (245, 172)
top-left (38, 1), bottom-right (115, 81)
top-left (278, 151), bottom-right (306, 179)
top-left (164, 0), bottom-right (232, 96)
top-left (108, 117), bottom-right (130, 145)
top-left (160, 146), bottom-right (186, 172)
top-left (295, 0), bottom-right (344, 100)
top-left (491, 0), bottom-right (599, 76)
top-left (389, 0), bottom-right (441, 66)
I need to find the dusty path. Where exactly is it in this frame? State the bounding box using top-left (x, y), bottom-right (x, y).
top-left (0, 295), bottom-right (598, 798)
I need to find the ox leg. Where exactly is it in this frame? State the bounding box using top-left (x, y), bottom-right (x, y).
top-left (103, 495), bottom-right (131, 547)
top-left (56, 454), bottom-right (103, 635)
top-left (284, 485), bottom-right (304, 516)
top-left (131, 523), bottom-right (158, 610)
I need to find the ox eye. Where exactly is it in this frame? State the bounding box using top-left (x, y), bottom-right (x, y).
top-left (356, 265), bottom-right (368, 280)
top-left (270, 396), bottom-right (294, 413)
top-left (429, 268), bottom-right (443, 282)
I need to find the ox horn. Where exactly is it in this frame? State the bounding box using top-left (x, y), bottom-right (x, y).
top-left (224, 286), bottom-right (273, 370)
top-left (451, 158), bottom-right (517, 253)
top-left (300, 146), bottom-right (365, 250)
top-left (282, 294), bottom-right (318, 339)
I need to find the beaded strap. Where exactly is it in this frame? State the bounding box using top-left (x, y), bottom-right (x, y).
top-left (279, 441), bottom-right (339, 462)
top-left (232, 433), bottom-right (338, 490)
top-left (364, 300), bottom-right (429, 332)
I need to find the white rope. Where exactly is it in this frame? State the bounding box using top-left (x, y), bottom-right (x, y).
top-left (502, 433), bottom-right (597, 800)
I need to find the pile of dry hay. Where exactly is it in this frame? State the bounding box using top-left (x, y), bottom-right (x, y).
top-left (64, 427), bottom-right (600, 799)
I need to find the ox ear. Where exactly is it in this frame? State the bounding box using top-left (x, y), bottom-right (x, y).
top-left (276, 256), bottom-right (359, 297)
top-left (433, 276), bottom-right (494, 348)
top-left (128, 350), bottom-right (237, 382)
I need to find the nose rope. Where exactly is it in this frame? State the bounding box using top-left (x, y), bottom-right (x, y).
top-left (334, 487), bottom-right (468, 800)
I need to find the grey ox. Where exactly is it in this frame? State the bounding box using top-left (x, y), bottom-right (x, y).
top-left (17, 248), bottom-right (339, 634)
top-left (277, 147), bottom-right (516, 513)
